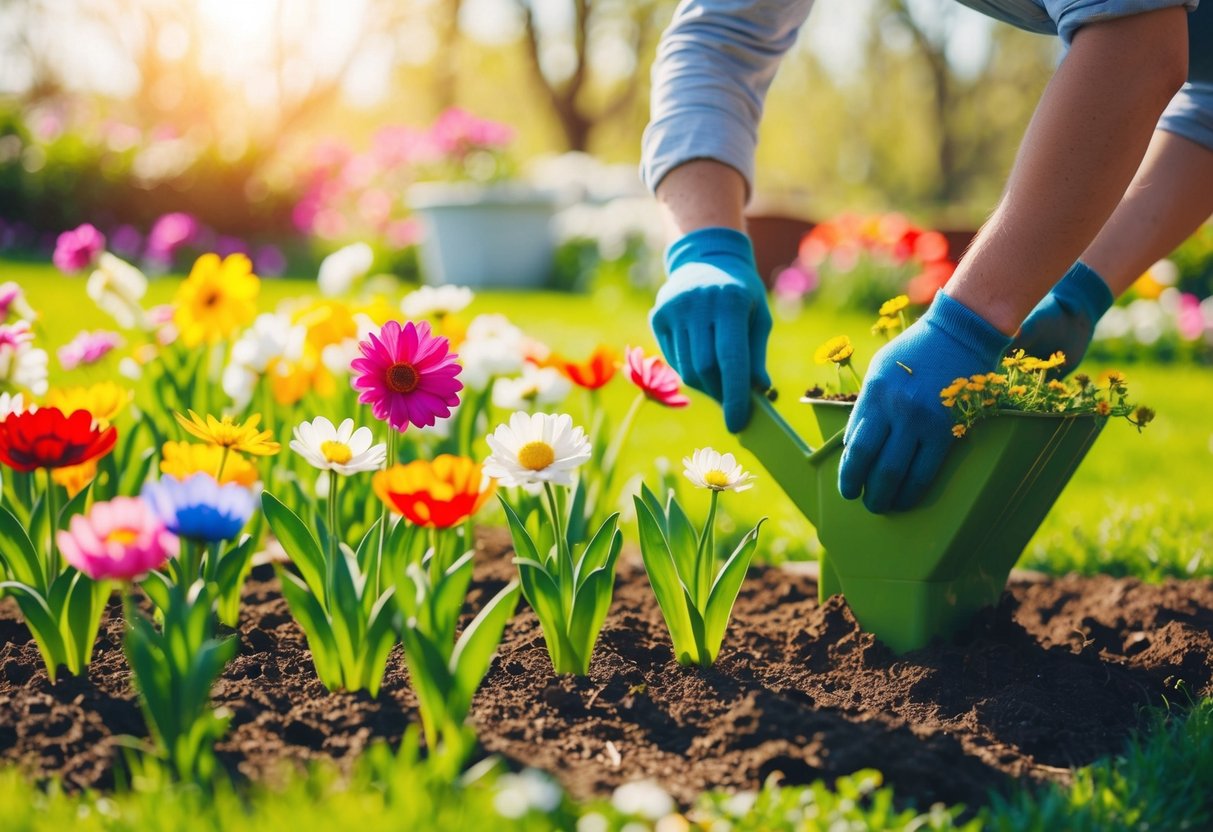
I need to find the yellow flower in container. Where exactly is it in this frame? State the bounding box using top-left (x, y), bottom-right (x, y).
top-left (173, 253), bottom-right (259, 347)
top-left (44, 382), bottom-right (132, 427)
top-left (161, 440), bottom-right (258, 487)
top-left (814, 335), bottom-right (854, 365)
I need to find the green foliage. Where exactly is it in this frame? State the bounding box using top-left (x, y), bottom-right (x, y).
top-left (499, 487), bottom-right (622, 675)
top-left (0, 500), bottom-right (110, 683)
top-left (633, 483), bottom-right (763, 667)
top-left (986, 698), bottom-right (1213, 831)
top-left (123, 579), bottom-right (236, 784)
top-left (398, 566), bottom-right (520, 772)
top-left (262, 492), bottom-right (397, 696)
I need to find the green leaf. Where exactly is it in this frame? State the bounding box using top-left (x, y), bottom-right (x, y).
top-left (359, 589), bottom-right (398, 699)
top-left (682, 585), bottom-right (709, 667)
top-left (430, 551), bottom-right (475, 653)
top-left (575, 513), bottom-right (620, 590)
top-left (119, 449), bottom-right (158, 503)
top-left (140, 570), bottom-right (174, 614)
top-left (214, 536), bottom-right (255, 598)
top-left (514, 558), bottom-right (571, 672)
top-left (633, 495), bottom-right (696, 662)
top-left (499, 497), bottom-right (540, 563)
top-left (64, 571), bottom-right (108, 674)
top-left (704, 520), bottom-right (764, 663)
top-left (400, 623), bottom-right (455, 745)
top-left (0, 502), bottom-right (43, 589)
top-left (638, 483), bottom-right (668, 538)
top-left (261, 492), bottom-right (326, 606)
top-left (328, 548), bottom-right (364, 683)
top-left (450, 580), bottom-right (519, 716)
top-left (666, 497), bottom-right (699, 582)
top-left (276, 569), bottom-right (341, 688)
top-left (0, 582), bottom-right (67, 682)
top-left (57, 480), bottom-right (93, 530)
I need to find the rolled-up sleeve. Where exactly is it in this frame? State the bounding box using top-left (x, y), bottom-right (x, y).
top-left (1158, 81), bottom-right (1213, 150)
top-left (641, 0), bottom-right (816, 195)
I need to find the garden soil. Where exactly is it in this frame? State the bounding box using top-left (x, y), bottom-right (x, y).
top-left (2, 527), bottom-right (1212, 809)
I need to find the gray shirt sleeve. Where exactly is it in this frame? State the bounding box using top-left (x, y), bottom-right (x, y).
top-left (640, 0), bottom-right (817, 195)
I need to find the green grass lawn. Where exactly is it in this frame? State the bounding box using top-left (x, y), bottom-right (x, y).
top-left (14, 258), bottom-right (1212, 578)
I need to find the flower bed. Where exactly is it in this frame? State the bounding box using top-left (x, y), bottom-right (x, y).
top-left (3, 528), bottom-right (1211, 808)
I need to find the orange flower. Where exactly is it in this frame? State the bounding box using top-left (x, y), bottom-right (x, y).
top-left (554, 345), bottom-right (618, 390)
top-left (51, 459), bottom-right (98, 498)
top-left (373, 455), bottom-right (495, 529)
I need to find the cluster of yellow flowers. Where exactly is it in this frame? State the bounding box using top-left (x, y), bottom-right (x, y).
top-left (941, 350), bottom-right (1155, 437)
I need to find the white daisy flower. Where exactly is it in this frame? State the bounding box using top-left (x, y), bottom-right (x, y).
top-left (611, 780), bottom-right (675, 820)
top-left (87, 253), bottom-right (148, 330)
top-left (491, 364), bottom-right (571, 411)
top-left (460, 314), bottom-right (527, 389)
top-left (682, 447), bottom-right (755, 493)
top-left (317, 242), bottom-right (373, 297)
top-left (0, 340), bottom-right (48, 396)
top-left (289, 416), bottom-right (387, 476)
top-left (0, 392), bottom-right (27, 419)
top-left (484, 411), bottom-right (591, 487)
top-left (401, 284), bottom-right (474, 319)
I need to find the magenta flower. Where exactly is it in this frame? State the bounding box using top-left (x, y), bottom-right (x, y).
top-left (146, 212), bottom-right (201, 265)
top-left (351, 320), bottom-right (462, 432)
top-left (57, 497), bottom-right (178, 581)
top-left (428, 107), bottom-right (515, 157)
top-left (53, 224), bottom-right (106, 273)
top-left (0, 281), bottom-right (29, 320)
top-left (58, 330), bottom-right (123, 371)
top-left (0, 320), bottom-right (34, 351)
top-left (626, 346), bottom-right (690, 408)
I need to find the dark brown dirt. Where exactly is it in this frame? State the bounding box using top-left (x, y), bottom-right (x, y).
top-left (2, 528), bottom-right (1212, 810)
top-left (803, 387), bottom-right (858, 402)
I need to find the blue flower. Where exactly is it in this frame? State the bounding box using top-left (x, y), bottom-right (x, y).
top-left (142, 473), bottom-right (255, 543)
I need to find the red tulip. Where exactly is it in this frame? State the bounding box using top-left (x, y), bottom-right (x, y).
top-left (0, 407), bottom-right (117, 472)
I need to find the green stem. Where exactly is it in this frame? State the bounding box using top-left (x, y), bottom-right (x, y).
top-left (695, 489), bottom-right (719, 610)
top-left (184, 539), bottom-right (202, 584)
top-left (375, 435), bottom-right (395, 570)
top-left (216, 447), bottom-right (230, 482)
top-left (846, 364), bottom-right (864, 391)
top-left (543, 482), bottom-right (574, 614)
top-left (601, 392), bottom-right (645, 492)
top-left (327, 470), bottom-right (340, 567)
top-left (44, 468), bottom-right (60, 585)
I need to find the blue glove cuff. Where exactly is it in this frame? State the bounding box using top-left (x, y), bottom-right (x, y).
top-left (924, 293), bottom-right (1013, 360)
top-left (1053, 261), bottom-right (1114, 321)
top-left (664, 227), bottom-right (757, 274)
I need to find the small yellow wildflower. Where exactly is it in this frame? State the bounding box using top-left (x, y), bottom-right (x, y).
top-left (1040, 351), bottom-right (1067, 370)
top-left (1009, 385), bottom-right (1028, 396)
top-left (940, 378), bottom-right (968, 399)
top-left (1047, 380), bottom-right (1069, 393)
top-left (986, 373), bottom-right (1008, 385)
top-left (814, 335), bottom-right (855, 365)
top-left (942, 397), bottom-right (956, 408)
top-left (161, 441), bottom-right (258, 487)
top-left (878, 295), bottom-right (910, 317)
top-left (174, 410), bottom-right (281, 456)
top-left (871, 316), bottom-right (899, 336)
top-left (951, 424), bottom-right (967, 438)
top-left (1098, 370), bottom-right (1127, 388)
top-left (1095, 401), bottom-right (1111, 416)
top-left (1001, 349), bottom-right (1025, 370)
top-left (982, 397), bottom-right (996, 406)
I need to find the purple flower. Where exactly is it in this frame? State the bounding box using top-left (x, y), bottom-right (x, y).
top-left (58, 330), bottom-right (123, 371)
top-left (53, 224), bottom-right (106, 273)
top-left (254, 244), bottom-right (287, 278)
top-left (109, 224), bottom-right (144, 260)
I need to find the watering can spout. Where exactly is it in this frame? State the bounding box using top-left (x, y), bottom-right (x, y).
top-left (738, 393), bottom-right (824, 525)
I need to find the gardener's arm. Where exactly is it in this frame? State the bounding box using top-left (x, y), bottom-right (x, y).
top-left (841, 7), bottom-right (1189, 514)
top-left (643, 0), bottom-right (815, 432)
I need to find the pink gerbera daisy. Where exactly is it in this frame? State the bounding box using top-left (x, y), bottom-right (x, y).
top-left (351, 320), bottom-right (462, 431)
top-left (626, 346), bottom-right (690, 408)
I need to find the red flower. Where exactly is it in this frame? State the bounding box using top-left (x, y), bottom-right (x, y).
top-left (907, 261), bottom-right (957, 306)
top-left (0, 408), bottom-right (117, 472)
top-left (626, 346), bottom-right (690, 408)
top-left (554, 345), bottom-right (618, 390)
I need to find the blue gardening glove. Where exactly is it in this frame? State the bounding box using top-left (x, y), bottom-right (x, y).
top-left (839, 293), bottom-right (1011, 514)
top-left (1011, 261), bottom-right (1114, 376)
top-left (651, 227), bottom-right (773, 432)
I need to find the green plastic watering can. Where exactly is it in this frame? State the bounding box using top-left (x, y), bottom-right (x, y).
top-left (738, 392), bottom-right (1106, 653)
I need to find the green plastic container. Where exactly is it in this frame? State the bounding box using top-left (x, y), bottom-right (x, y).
top-left (739, 393), bottom-right (1106, 653)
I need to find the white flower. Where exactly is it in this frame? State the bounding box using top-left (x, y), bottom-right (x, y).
top-left (231, 313), bottom-right (306, 374)
top-left (682, 448), bottom-right (755, 493)
top-left (492, 769), bottom-right (562, 819)
top-left (0, 336), bottom-right (48, 396)
top-left (87, 253), bottom-right (148, 329)
top-left (0, 392), bottom-right (27, 419)
top-left (459, 314), bottom-right (527, 389)
top-left (317, 242), bottom-right (374, 297)
top-left (402, 284), bottom-right (474, 319)
top-left (491, 364), bottom-right (571, 411)
top-left (484, 411), bottom-right (591, 487)
top-left (611, 780), bottom-right (675, 820)
top-left (320, 314), bottom-right (378, 378)
top-left (290, 417), bottom-right (386, 476)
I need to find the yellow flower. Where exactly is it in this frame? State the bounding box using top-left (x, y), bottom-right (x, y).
top-left (1095, 401), bottom-right (1111, 416)
top-left (951, 424), bottom-right (967, 438)
top-left (966, 375), bottom-right (986, 392)
top-left (939, 378), bottom-right (968, 399)
top-left (1098, 370), bottom-right (1127, 388)
top-left (174, 410), bottom-right (280, 456)
top-left (161, 441), bottom-right (258, 487)
top-left (1040, 351), bottom-right (1067, 370)
top-left (986, 373), bottom-right (1007, 385)
top-left (1047, 379), bottom-right (1069, 393)
top-left (266, 357), bottom-right (335, 407)
top-left (1001, 350), bottom-right (1025, 370)
top-left (173, 253), bottom-right (259, 347)
top-left (878, 295), bottom-right (909, 316)
top-left (292, 299), bottom-right (358, 352)
top-left (1009, 385), bottom-right (1028, 396)
top-left (44, 382), bottom-right (132, 427)
top-left (871, 316), bottom-right (899, 336)
top-left (942, 397), bottom-right (956, 408)
top-left (51, 459), bottom-right (98, 498)
top-left (982, 397), bottom-right (996, 406)
top-left (814, 335), bottom-right (854, 365)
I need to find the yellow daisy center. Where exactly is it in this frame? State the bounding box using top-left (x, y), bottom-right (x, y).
top-left (321, 440), bottom-right (353, 465)
top-left (107, 528), bottom-right (139, 546)
top-left (387, 361), bottom-right (420, 393)
top-left (517, 441), bottom-right (555, 471)
top-left (704, 470), bottom-right (730, 488)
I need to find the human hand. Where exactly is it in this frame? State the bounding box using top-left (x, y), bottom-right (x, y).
top-left (1011, 262), bottom-right (1113, 375)
top-left (838, 293), bottom-right (1011, 513)
top-left (650, 227), bottom-right (772, 432)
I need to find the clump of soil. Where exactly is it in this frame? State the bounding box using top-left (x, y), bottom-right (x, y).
top-left (803, 386), bottom-right (858, 402)
top-left (2, 528), bottom-right (1212, 810)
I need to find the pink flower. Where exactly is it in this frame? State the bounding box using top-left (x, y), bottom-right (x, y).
top-left (57, 497), bottom-right (178, 581)
top-left (53, 224), bottom-right (106, 273)
top-left (58, 330), bottom-right (123, 371)
top-left (146, 212), bottom-right (201, 265)
top-left (351, 320), bottom-right (462, 432)
top-left (1178, 292), bottom-right (1203, 341)
top-left (626, 346), bottom-right (690, 408)
top-left (0, 320), bottom-right (34, 351)
top-left (428, 107), bottom-right (514, 157)
top-left (0, 282), bottom-right (31, 320)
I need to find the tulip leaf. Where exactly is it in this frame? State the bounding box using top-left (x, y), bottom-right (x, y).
top-left (0, 502), bottom-right (43, 589)
top-left (0, 582), bottom-right (67, 682)
top-left (450, 580), bottom-right (519, 716)
top-left (261, 492), bottom-right (326, 606)
top-left (704, 520), bottom-right (764, 662)
top-left (633, 495), bottom-right (695, 660)
top-left (276, 568), bottom-right (341, 688)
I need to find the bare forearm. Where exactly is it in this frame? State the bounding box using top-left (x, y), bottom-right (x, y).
top-left (1082, 130), bottom-right (1213, 294)
top-left (946, 7), bottom-right (1188, 335)
top-left (655, 160), bottom-right (748, 240)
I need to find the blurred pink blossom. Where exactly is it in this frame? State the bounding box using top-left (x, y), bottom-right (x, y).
top-left (774, 263), bottom-right (819, 301)
top-left (428, 107), bottom-right (514, 157)
top-left (58, 330), bottom-right (123, 371)
top-left (53, 224), bottom-right (106, 273)
top-left (146, 212), bottom-right (201, 265)
top-left (1178, 292), bottom-right (1204, 341)
top-left (386, 218), bottom-right (421, 249)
